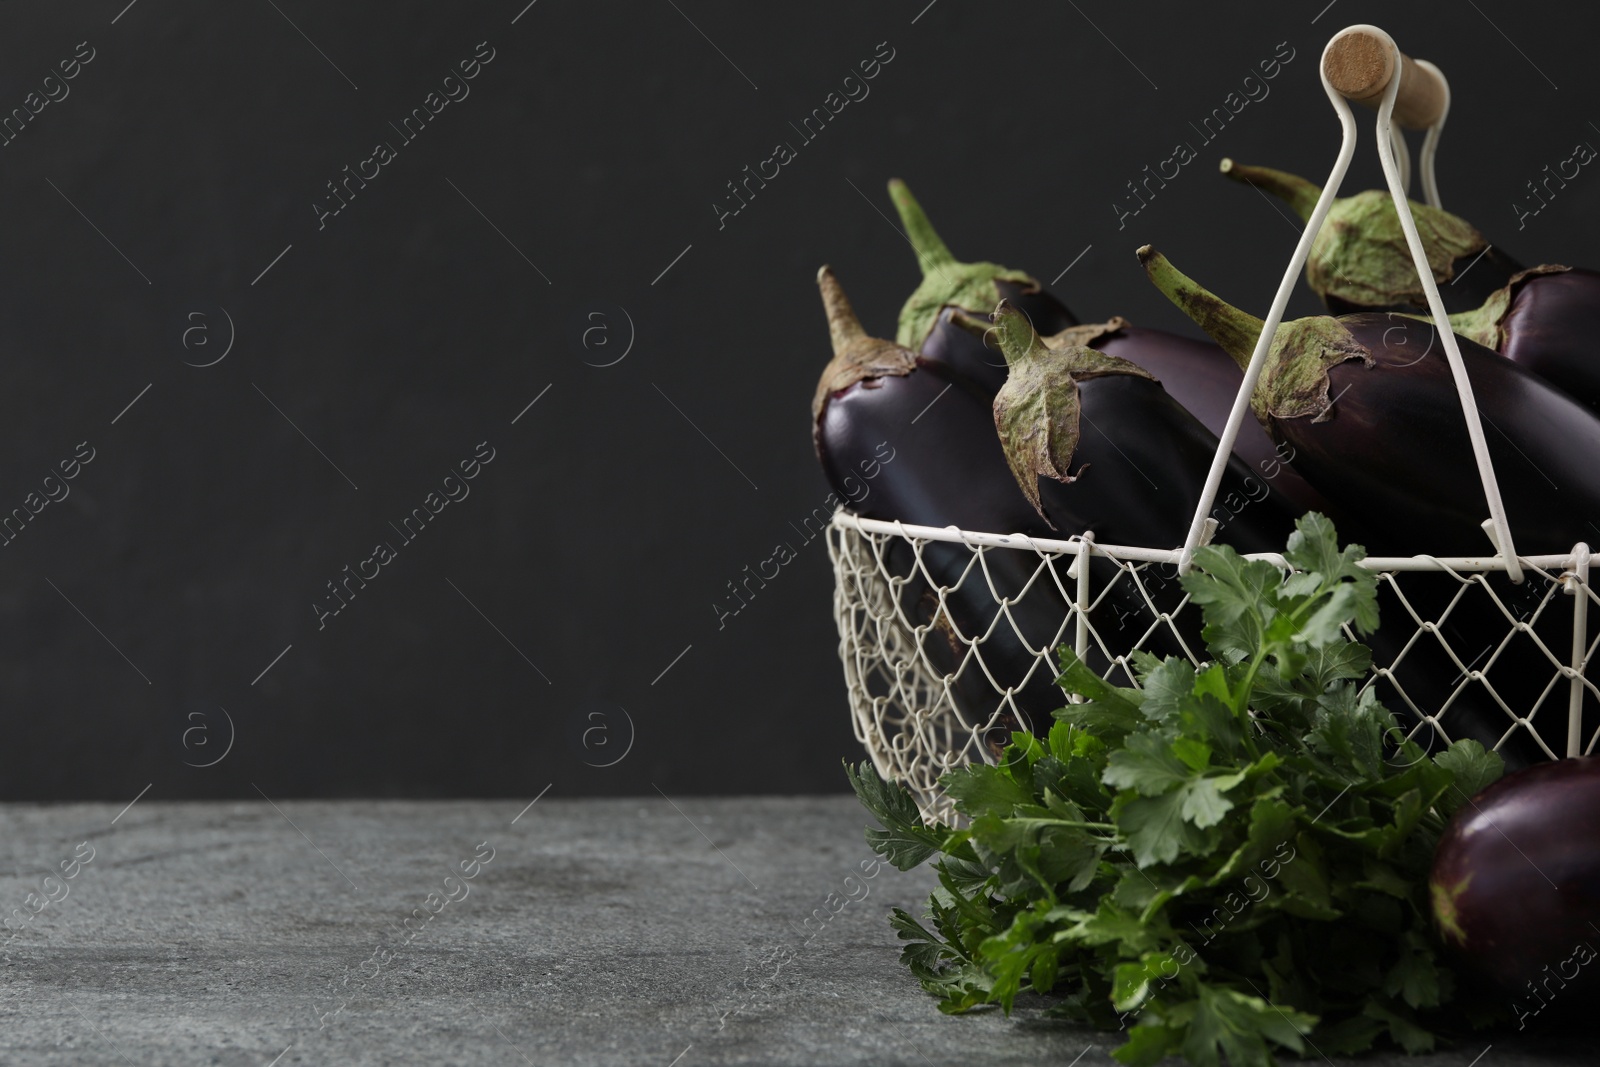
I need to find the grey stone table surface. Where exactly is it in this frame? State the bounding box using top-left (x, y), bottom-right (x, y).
top-left (0, 796), bottom-right (1590, 1066)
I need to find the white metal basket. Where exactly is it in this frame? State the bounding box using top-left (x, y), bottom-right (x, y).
top-left (829, 26), bottom-right (1598, 822)
top-left (829, 514), bottom-right (1598, 822)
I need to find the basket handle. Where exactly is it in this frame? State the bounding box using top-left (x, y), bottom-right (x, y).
top-left (1331, 27), bottom-right (1453, 209)
top-left (1177, 24), bottom-right (1521, 583)
top-left (1324, 27), bottom-right (1447, 130)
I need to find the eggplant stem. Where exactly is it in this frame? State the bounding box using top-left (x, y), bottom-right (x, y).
top-left (817, 265), bottom-right (868, 355)
top-left (989, 301), bottom-right (1048, 368)
top-left (1219, 159), bottom-right (1321, 222)
top-left (888, 178), bottom-right (959, 275)
top-left (1137, 247), bottom-right (1266, 373)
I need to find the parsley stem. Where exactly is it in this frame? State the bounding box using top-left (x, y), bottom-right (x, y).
top-left (1018, 817), bottom-right (1118, 833)
top-left (1233, 650), bottom-right (1267, 760)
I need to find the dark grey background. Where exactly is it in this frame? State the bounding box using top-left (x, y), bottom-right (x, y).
top-left (1, 0), bottom-right (1596, 799)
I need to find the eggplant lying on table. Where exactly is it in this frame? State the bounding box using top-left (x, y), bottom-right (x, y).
top-left (887, 178), bottom-right (1332, 517)
top-left (1141, 246), bottom-right (1596, 766)
top-left (1448, 265), bottom-right (1600, 414)
top-left (1431, 757), bottom-right (1600, 1022)
top-left (1219, 159), bottom-right (1522, 314)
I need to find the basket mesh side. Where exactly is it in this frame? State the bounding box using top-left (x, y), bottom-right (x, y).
top-left (829, 522), bottom-right (1600, 823)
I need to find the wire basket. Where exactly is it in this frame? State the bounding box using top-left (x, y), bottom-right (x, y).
top-left (828, 25), bottom-right (1599, 822)
top-left (829, 513), bottom-right (1599, 823)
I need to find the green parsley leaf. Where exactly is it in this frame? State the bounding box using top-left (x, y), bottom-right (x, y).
top-left (1104, 733), bottom-right (1192, 796)
top-left (1433, 739), bottom-right (1505, 815)
top-left (941, 762), bottom-right (1035, 817)
top-left (845, 761), bottom-right (943, 869)
top-left (1114, 790), bottom-right (1217, 867)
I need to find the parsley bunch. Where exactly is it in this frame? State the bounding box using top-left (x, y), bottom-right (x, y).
top-left (850, 514), bottom-right (1504, 1067)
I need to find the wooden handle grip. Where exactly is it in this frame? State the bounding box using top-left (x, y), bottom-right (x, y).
top-left (1323, 28), bottom-right (1446, 130)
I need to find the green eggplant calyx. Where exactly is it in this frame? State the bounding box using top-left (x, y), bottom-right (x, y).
top-left (1138, 246), bottom-right (1369, 426)
top-left (989, 302), bottom-right (1153, 526)
top-left (888, 178), bottom-right (1036, 350)
top-left (1446, 263), bottom-right (1572, 348)
top-left (989, 300), bottom-right (1050, 370)
top-left (1044, 316), bottom-right (1132, 351)
top-left (1309, 190), bottom-right (1486, 309)
top-left (1220, 159), bottom-right (1321, 221)
top-left (947, 309), bottom-right (1128, 355)
top-left (1261, 316), bottom-right (1372, 424)
top-left (1220, 160), bottom-right (1494, 310)
top-left (813, 266), bottom-right (917, 430)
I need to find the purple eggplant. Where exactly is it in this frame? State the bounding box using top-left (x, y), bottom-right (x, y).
top-left (1431, 757), bottom-right (1600, 1023)
top-left (971, 310), bottom-right (1339, 520)
top-left (815, 269), bottom-right (1048, 537)
top-left (887, 178), bottom-right (1077, 391)
top-left (987, 303), bottom-right (1298, 557)
top-left (1141, 247), bottom-right (1590, 766)
top-left (1449, 265), bottom-right (1600, 414)
top-left (811, 267), bottom-right (1128, 734)
top-left (888, 180), bottom-right (1332, 517)
top-left (1090, 324), bottom-right (1335, 519)
top-left (1220, 159), bottom-right (1522, 315)
top-left (1139, 246), bottom-right (1600, 559)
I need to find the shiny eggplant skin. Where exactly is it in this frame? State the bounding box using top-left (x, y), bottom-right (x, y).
top-left (928, 311), bottom-right (1335, 519)
top-left (986, 337), bottom-right (1300, 681)
top-left (1494, 268), bottom-right (1600, 414)
top-left (891, 175), bottom-right (1328, 518)
top-left (814, 268), bottom-right (1150, 731)
top-left (817, 357), bottom-right (1134, 729)
top-left (999, 371), bottom-right (1498, 762)
top-left (1027, 374), bottom-right (1298, 555)
top-left (1261, 316), bottom-right (1600, 765)
top-left (1095, 327), bottom-right (1336, 519)
top-left (820, 359), bottom-right (1046, 536)
top-left (1285, 315), bottom-right (1600, 559)
top-left (1430, 757), bottom-right (1600, 1018)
